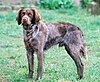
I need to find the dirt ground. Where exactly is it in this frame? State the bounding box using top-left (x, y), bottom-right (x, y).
top-left (0, 0), bottom-right (39, 11)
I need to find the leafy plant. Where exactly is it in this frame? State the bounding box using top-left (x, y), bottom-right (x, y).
top-left (40, 0), bottom-right (73, 9)
top-left (80, 0), bottom-right (92, 8)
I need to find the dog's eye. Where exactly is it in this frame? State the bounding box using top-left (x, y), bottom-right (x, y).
top-left (28, 13), bottom-right (32, 17)
top-left (22, 12), bottom-right (25, 16)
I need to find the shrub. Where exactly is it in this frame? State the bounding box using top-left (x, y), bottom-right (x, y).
top-left (80, 0), bottom-right (92, 8)
top-left (39, 0), bottom-right (73, 9)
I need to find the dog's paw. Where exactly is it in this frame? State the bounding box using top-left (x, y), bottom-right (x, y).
top-left (76, 75), bottom-right (83, 80)
top-left (36, 77), bottom-right (42, 80)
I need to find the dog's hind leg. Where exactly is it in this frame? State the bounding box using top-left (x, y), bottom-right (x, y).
top-left (64, 44), bottom-right (84, 79)
top-left (80, 43), bottom-right (88, 60)
top-left (63, 31), bottom-right (84, 79)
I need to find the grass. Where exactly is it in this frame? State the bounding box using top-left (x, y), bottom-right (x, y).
top-left (0, 8), bottom-right (100, 82)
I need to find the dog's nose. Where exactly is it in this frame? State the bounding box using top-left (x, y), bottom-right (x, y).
top-left (23, 17), bottom-right (28, 22)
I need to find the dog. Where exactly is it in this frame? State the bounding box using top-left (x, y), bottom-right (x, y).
top-left (16, 7), bottom-right (87, 80)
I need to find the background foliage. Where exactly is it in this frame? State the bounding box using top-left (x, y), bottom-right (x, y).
top-left (40, 0), bottom-right (74, 9)
top-left (81, 0), bottom-right (92, 8)
top-left (39, 0), bottom-right (92, 9)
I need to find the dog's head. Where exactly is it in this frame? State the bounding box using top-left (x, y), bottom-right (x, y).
top-left (16, 7), bottom-right (41, 26)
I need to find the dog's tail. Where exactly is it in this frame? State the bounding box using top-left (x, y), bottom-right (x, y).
top-left (80, 42), bottom-right (88, 60)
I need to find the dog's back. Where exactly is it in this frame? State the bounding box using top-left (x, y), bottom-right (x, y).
top-left (44, 22), bottom-right (87, 58)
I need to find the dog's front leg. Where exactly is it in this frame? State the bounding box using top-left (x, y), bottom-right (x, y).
top-left (36, 50), bottom-right (43, 80)
top-left (26, 50), bottom-right (34, 78)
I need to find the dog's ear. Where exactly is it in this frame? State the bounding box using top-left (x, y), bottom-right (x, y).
top-left (16, 8), bottom-right (23, 25)
top-left (31, 7), bottom-right (41, 24)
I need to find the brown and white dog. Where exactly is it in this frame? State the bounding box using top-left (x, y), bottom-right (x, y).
top-left (16, 7), bottom-right (87, 80)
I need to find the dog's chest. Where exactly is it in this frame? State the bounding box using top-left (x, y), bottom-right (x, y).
top-left (23, 29), bottom-right (39, 48)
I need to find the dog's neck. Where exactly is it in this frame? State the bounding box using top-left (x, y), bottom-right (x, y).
top-left (23, 24), bottom-right (39, 39)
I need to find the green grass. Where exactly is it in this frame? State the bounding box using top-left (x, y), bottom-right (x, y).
top-left (0, 8), bottom-right (100, 82)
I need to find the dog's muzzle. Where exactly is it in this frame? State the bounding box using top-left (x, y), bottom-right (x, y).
top-left (22, 15), bottom-right (31, 26)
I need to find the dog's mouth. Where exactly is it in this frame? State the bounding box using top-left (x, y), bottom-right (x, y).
top-left (21, 20), bottom-right (31, 26)
top-left (21, 21), bottom-right (31, 30)
top-left (22, 22), bottom-right (29, 26)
